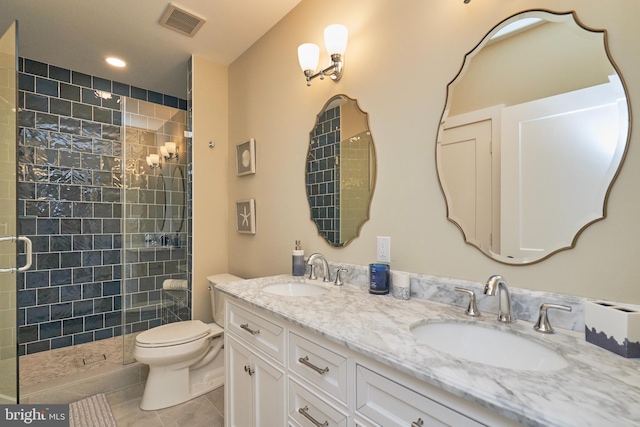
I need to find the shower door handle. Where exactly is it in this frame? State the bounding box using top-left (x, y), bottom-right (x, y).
top-left (0, 236), bottom-right (32, 273)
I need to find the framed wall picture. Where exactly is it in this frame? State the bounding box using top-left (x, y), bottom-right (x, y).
top-left (236, 138), bottom-right (256, 176)
top-left (236, 199), bottom-right (256, 234)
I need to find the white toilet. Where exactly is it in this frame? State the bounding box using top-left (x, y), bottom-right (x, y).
top-left (134, 273), bottom-right (242, 410)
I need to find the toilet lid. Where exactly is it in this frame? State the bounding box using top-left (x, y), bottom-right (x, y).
top-left (136, 320), bottom-right (211, 347)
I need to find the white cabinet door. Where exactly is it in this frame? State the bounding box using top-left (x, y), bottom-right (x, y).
top-left (226, 335), bottom-right (253, 427)
top-left (226, 333), bottom-right (286, 427)
top-left (254, 349), bottom-right (286, 427)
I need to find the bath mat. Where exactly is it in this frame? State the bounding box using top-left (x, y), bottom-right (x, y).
top-left (69, 393), bottom-right (117, 427)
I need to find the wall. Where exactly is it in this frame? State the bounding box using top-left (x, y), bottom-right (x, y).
top-left (450, 17), bottom-right (614, 115)
top-left (191, 56), bottom-right (229, 322)
top-left (16, 58), bottom-right (187, 355)
top-left (225, 0), bottom-right (640, 303)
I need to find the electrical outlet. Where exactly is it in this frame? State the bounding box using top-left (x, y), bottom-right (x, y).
top-left (377, 236), bottom-right (391, 262)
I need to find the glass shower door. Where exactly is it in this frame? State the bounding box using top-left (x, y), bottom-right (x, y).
top-left (0, 21), bottom-right (19, 404)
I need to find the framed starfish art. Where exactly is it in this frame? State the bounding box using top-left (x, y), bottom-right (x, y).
top-left (236, 199), bottom-right (256, 234)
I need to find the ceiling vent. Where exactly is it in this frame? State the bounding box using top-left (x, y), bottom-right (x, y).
top-left (160, 3), bottom-right (206, 37)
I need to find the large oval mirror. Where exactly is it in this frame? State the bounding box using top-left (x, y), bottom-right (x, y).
top-left (306, 95), bottom-right (377, 247)
top-left (436, 9), bottom-right (630, 265)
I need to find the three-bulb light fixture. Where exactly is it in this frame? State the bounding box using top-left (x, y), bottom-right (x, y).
top-left (297, 24), bottom-right (348, 86)
top-left (146, 142), bottom-right (179, 169)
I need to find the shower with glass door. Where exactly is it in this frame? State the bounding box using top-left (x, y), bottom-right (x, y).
top-left (1, 19), bottom-right (191, 400)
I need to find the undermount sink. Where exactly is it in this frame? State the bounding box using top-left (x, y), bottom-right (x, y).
top-left (410, 321), bottom-right (568, 371)
top-left (261, 282), bottom-right (329, 297)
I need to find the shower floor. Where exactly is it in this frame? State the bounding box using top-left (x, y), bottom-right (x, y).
top-left (20, 336), bottom-right (124, 389)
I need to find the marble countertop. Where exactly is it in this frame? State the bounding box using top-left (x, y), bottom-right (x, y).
top-left (216, 274), bottom-right (640, 427)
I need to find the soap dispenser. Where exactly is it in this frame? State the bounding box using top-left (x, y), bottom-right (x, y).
top-left (292, 240), bottom-right (305, 276)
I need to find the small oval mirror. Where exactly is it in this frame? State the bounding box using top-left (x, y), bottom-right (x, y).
top-left (171, 166), bottom-right (185, 233)
top-left (306, 95), bottom-right (377, 247)
top-left (156, 174), bottom-right (166, 231)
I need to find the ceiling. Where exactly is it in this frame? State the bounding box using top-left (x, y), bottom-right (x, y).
top-left (0, 0), bottom-right (302, 98)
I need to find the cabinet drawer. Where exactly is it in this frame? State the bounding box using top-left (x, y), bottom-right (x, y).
top-left (289, 379), bottom-right (348, 427)
top-left (289, 332), bottom-right (348, 404)
top-left (227, 301), bottom-right (285, 363)
top-left (356, 365), bottom-right (484, 427)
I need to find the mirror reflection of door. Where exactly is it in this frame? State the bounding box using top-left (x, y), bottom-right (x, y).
top-left (500, 77), bottom-right (627, 259)
top-left (436, 10), bottom-right (630, 264)
top-left (440, 118), bottom-right (493, 252)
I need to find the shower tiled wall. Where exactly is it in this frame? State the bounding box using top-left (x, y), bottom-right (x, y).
top-left (122, 98), bottom-right (189, 340)
top-left (16, 58), bottom-right (187, 356)
top-left (307, 106), bottom-right (341, 246)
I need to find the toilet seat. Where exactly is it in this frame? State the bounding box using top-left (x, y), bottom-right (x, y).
top-left (136, 320), bottom-right (214, 348)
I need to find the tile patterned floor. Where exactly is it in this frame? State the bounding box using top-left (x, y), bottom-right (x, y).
top-left (19, 337), bottom-right (225, 426)
top-left (107, 386), bottom-right (224, 427)
top-left (20, 336), bottom-right (123, 387)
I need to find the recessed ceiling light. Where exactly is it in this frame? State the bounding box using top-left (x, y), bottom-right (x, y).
top-left (106, 57), bottom-right (126, 68)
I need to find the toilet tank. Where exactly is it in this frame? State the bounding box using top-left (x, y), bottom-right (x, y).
top-left (207, 274), bottom-right (243, 326)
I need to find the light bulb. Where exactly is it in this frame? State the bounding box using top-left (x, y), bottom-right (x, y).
top-left (324, 24), bottom-right (348, 56)
top-left (165, 142), bottom-right (176, 155)
top-left (298, 43), bottom-right (320, 73)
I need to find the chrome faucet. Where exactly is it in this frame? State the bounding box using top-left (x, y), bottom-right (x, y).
top-left (306, 253), bottom-right (331, 282)
top-left (483, 275), bottom-right (516, 323)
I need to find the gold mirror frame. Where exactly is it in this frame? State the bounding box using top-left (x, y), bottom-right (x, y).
top-left (306, 94), bottom-right (377, 247)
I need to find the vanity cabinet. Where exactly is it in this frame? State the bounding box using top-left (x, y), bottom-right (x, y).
top-left (356, 365), bottom-right (483, 427)
top-left (225, 298), bottom-right (519, 427)
top-left (289, 332), bottom-right (349, 405)
top-left (225, 303), bottom-right (286, 427)
top-left (288, 378), bottom-right (349, 427)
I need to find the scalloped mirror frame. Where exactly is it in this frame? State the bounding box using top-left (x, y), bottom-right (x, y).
top-left (436, 9), bottom-right (631, 265)
top-left (306, 94), bottom-right (377, 247)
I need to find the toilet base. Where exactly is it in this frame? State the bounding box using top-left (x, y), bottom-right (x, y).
top-left (139, 336), bottom-right (225, 411)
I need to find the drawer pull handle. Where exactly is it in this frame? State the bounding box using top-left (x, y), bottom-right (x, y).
top-left (299, 356), bottom-right (329, 375)
top-left (298, 406), bottom-right (328, 427)
top-left (244, 365), bottom-right (255, 376)
top-left (411, 418), bottom-right (424, 427)
top-left (240, 323), bottom-right (260, 335)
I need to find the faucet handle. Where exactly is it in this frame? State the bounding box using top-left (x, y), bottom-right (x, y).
top-left (308, 263), bottom-right (317, 280)
top-left (454, 287), bottom-right (481, 317)
top-left (334, 268), bottom-right (348, 286)
top-left (534, 303), bottom-right (572, 334)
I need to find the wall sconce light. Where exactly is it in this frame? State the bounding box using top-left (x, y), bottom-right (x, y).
top-left (298, 24), bottom-right (348, 86)
top-left (160, 142), bottom-right (179, 161)
top-left (146, 154), bottom-right (161, 169)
